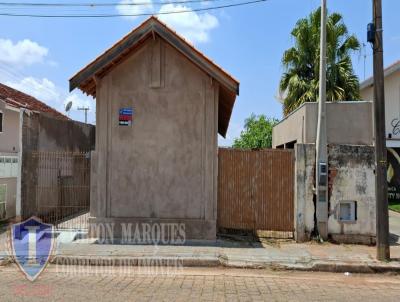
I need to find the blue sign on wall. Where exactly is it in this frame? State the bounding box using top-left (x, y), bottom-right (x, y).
top-left (119, 107), bottom-right (133, 126)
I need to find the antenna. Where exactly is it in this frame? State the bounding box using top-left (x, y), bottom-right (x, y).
top-left (78, 106), bottom-right (90, 124)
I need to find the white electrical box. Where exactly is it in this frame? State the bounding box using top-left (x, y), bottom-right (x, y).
top-left (338, 201), bottom-right (357, 222)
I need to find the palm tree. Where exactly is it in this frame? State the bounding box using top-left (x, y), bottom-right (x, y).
top-left (280, 8), bottom-right (361, 116)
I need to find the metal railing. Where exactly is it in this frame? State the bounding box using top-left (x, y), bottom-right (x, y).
top-left (23, 151), bottom-right (90, 231)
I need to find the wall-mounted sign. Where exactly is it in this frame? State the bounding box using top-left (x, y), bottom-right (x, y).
top-left (388, 147), bottom-right (400, 203)
top-left (119, 107), bottom-right (133, 126)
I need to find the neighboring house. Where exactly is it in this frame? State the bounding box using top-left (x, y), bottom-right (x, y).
top-left (360, 60), bottom-right (400, 204)
top-left (0, 82), bottom-right (68, 221)
top-left (70, 16), bottom-right (239, 240)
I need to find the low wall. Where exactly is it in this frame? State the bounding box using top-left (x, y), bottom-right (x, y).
top-left (295, 143), bottom-right (376, 244)
top-left (21, 112), bottom-right (95, 219)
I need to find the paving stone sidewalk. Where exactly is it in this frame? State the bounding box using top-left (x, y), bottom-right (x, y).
top-left (2, 266), bottom-right (400, 302)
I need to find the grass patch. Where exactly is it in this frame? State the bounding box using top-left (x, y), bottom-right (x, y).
top-left (389, 201), bottom-right (400, 213)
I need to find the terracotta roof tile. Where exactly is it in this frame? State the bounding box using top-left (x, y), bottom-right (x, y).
top-left (0, 82), bottom-right (68, 120)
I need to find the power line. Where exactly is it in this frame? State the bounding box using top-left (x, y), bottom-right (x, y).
top-left (0, 0), bottom-right (225, 7)
top-left (0, 0), bottom-right (267, 17)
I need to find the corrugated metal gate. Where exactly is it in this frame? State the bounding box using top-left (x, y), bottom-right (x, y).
top-left (217, 148), bottom-right (294, 235)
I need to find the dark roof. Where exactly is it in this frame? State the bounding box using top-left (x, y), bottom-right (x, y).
top-left (0, 82), bottom-right (68, 120)
top-left (69, 16), bottom-right (239, 137)
top-left (360, 60), bottom-right (400, 90)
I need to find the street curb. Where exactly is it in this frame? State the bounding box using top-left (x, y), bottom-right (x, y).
top-left (45, 255), bottom-right (400, 274)
top-left (2, 254), bottom-right (400, 274)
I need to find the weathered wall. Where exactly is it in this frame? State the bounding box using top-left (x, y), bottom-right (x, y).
top-left (91, 36), bottom-right (218, 240)
top-left (0, 100), bottom-right (20, 153)
top-left (22, 112), bottom-right (95, 153)
top-left (273, 101), bottom-right (374, 148)
top-left (295, 143), bottom-right (376, 244)
top-left (21, 112), bottom-right (95, 218)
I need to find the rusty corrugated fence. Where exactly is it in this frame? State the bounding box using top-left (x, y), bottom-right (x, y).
top-left (218, 148), bottom-right (294, 233)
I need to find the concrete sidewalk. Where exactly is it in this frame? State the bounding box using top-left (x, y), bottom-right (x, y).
top-left (42, 236), bottom-right (400, 274)
top-left (2, 212), bottom-right (400, 274)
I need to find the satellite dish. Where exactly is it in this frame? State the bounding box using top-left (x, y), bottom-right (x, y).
top-left (65, 101), bottom-right (73, 112)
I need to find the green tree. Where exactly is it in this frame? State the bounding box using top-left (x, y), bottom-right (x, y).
top-left (233, 114), bottom-right (278, 149)
top-left (280, 7), bottom-right (361, 116)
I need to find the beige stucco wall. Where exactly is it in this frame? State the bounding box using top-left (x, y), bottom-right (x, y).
top-left (360, 69), bottom-right (400, 145)
top-left (90, 37), bottom-right (218, 240)
top-left (272, 101), bottom-right (374, 148)
top-left (0, 100), bottom-right (20, 154)
top-left (0, 101), bottom-right (19, 221)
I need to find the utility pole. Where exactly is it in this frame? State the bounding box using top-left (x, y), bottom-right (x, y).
top-left (315, 0), bottom-right (329, 240)
top-left (372, 0), bottom-right (390, 261)
top-left (78, 106), bottom-right (90, 124)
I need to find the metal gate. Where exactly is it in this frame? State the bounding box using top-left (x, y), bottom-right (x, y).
top-left (22, 151), bottom-right (90, 230)
top-left (217, 148), bottom-right (294, 236)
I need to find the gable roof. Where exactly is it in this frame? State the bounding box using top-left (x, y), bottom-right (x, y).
top-left (0, 82), bottom-right (68, 120)
top-left (69, 16), bottom-right (239, 137)
top-left (360, 60), bottom-right (400, 90)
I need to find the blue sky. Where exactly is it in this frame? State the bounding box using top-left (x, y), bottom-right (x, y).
top-left (0, 0), bottom-right (399, 145)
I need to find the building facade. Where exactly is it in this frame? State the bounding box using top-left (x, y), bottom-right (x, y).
top-left (0, 83), bottom-right (69, 221)
top-left (360, 60), bottom-right (400, 205)
top-left (70, 17), bottom-right (239, 241)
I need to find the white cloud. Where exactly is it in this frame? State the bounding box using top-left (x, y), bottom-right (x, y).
top-left (5, 77), bottom-right (95, 123)
top-left (158, 4), bottom-right (219, 43)
top-left (117, 0), bottom-right (219, 44)
top-left (6, 77), bottom-right (60, 105)
top-left (0, 38), bottom-right (48, 67)
top-left (116, 0), bottom-right (153, 20)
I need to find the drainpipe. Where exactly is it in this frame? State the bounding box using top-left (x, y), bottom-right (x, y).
top-left (15, 108), bottom-right (24, 221)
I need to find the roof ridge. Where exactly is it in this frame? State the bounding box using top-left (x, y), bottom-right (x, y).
top-left (69, 16), bottom-right (239, 94)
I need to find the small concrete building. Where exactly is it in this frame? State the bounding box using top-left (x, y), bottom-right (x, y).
top-left (70, 17), bottom-right (239, 240)
top-left (272, 101), bottom-right (374, 149)
top-left (272, 101), bottom-right (376, 244)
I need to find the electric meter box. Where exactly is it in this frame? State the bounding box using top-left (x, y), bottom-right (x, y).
top-left (318, 162), bottom-right (327, 186)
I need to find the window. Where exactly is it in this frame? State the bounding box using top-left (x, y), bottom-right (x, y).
top-left (0, 111), bottom-right (3, 133)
